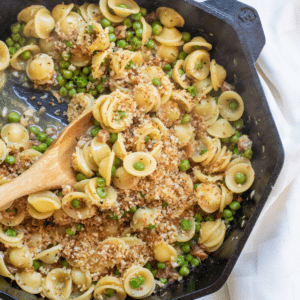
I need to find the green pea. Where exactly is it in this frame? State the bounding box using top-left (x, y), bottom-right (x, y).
top-left (97, 177), bottom-right (106, 188)
top-left (179, 266), bottom-right (189, 276)
top-left (6, 37), bottom-right (14, 47)
top-left (117, 111), bottom-right (126, 119)
top-left (221, 138), bottom-right (231, 144)
top-left (125, 59), bottom-right (134, 69)
top-left (89, 89), bottom-right (97, 97)
top-left (228, 144), bottom-right (235, 151)
top-left (131, 12), bottom-right (142, 21)
top-left (151, 269), bottom-right (158, 277)
top-left (182, 32), bottom-right (191, 43)
top-left (233, 119), bottom-right (243, 131)
top-left (109, 33), bottom-right (117, 42)
top-left (180, 219), bottom-right (192, 231)
top-left (230, 201), bottom-right (241, 211)
top-left (11, 23), bottom-right (21, 33)
top-left (75, 224), bottom-right (83, 231)
top-left (108, 6), bottom-right (116, 15)
top-left (181, 244), bottom-right (190, 254)
top-left (130, 277), bottom-right (141, 289)
top-left (243, 148), bottom-right (253, 159)
top-left (37, 143), bottom-right (47, 153)
top-left (71, 198), bottom-right (80, 209)
top-left (142, 136), bottom-right (150, 144)
top-left (195, 222), bottom-right (201, 233)
top-left (140, 8), bottom-right (147, 16)
top-left (111, 165), bottom-right (116, 176)
top-left (59, 87), bottom-right (67, 97)
top-left (178, 51), bottom-right (187, 60)
top-left (235, 172), bottom-right (246, 184)
top-left (222, 209), bottom-right (232, 218)
top-left (56, 76), bottom-right (66, 87)
top-left (97, 187), bottom-right (107, 199)
top-left (38, 133), bottom-right (47, 142)
top-left (76, 87), bottom-right (86, 94)
top-left (108, 211), bottom-right (118, 220)
top-left (185, 254), bottom-right (194, 262)
top-left (32, 260), bottom-right (42, 271)
top-left (8, 46), bottom-right (16, 57)
top-left (81, 67), bottom-right (90, 75)
top-left (45, 137), bottom-right (54, 147)
top-left (86, 24), bottom-right (95, 35)
top-left (135, 28), bottom-right (143, 39)
top-left (29, 126), bottom-right (40, 135)
top-left (68, 88), bottom-right (76, 97)
top-left (229, 99), bottom-right (239, 110)
top-left (65, 41), bottom-right (74, 48)
top-left (131, 37), bottom-right (142, 50)
top-left (96, 84), bottom-right (105, 94)
top-left (90, 126), bottom-right (100, 137)
top-left (114, 270), bottom-right (121, 276)
top-left (191, 258), bottom-right (200, 267)
top-left (225, 216), bottom-right (234, 222)
top-left (157, 262), bottom-right (165, 269)
top-left (124, 18), bottom-right (132, 28)
top-left (152, 23), bottom-right (163, 35)
top-left (234, 130), bottom-right (241, 137)
top-left (179, 159), bottom-right (190, 172)
top-left (18, 50), bottom-right (32, 63)
top-left (193, 183), bottom-right (200, 190)
top-left (196, 61), bottom-right (203, 71)
top-left (62, 260), bottom-right (69, 268)
top-left (194, 213), bottom-right (203, 223)
top-left (7, 112), bottom-right (20, 123)
top-left (27, 37), bottom-right (38, 45)
top-left (114, 157), bottom-right (122, 168)
top-left (187, 86), bottom-right (197, 97)
top-left (110, 133), bottom-right (118, 143)
top-left (163, 64), bottom-right (172, 72)
top-left (134, 162), bottom-right (145, 171)
top-left (176, 255), bottom-right (185, 265)
top-left (77, 77), bottom-right (88, 88)
top-left (101, 18), bottom-right (111, 28)
top-left (126, 30), bottom-right (134, 41)
top-left (19, 37), bottom-right (26, 46)
top-left (118, 4), bottom-right (128, 9)
top-left (4, 227), bottom-right (16, 237)
top-left (133, 21), bottom-right (142, 31)
top-left (144, 262), bottom-right (152, 270)
top-left (76, 173), bottom-right (87, 182)
top-left (116, 39), bottom-right (127, 49)
top-left (14, 43), bottom-right (20, 51)
top-left (179, 69), bottom-right (185, 76)
top-left (12, 33), bottom-right (21, 42)
top-left (233, 148), bottom-right (239, 155)
top-left (62, 70), bottom-right (73, 80)
top-left (230, 135), bottom-right (239, 144)
top-left (128, 206), bottom-right (137, 214)
top-left (152, 78), bottom-right (161, 86)
top-left (205, 215), bottom-right (214, 221)
top-left (66, 228), bottom-right (76, 236)
top-left (65, 81), bottom-right (74, 91)
top-left (105, 288), bottom-right (115, 297)
top-left (5, 156), bottom-right (15, 165)
top-left (60, 60), bottom-right (70, 69)
top-left (159, 278), bottom-right (167, 284)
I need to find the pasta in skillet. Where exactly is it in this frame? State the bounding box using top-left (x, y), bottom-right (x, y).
top-left (0, 1), bottom-right (256, 299)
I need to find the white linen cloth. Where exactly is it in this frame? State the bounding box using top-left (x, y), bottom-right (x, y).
top-left (195, 0), bottom-right (300, 299)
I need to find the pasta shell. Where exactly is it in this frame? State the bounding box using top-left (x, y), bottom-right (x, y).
top-left (196, 183), bottom-right (222, 213)
top-left (52, 3), bottom-right (74, 22)
top-left (108, 0), bottom-right (140, 17)
top-left (123, 152), bottom-right (157, 177)
top-left (15, 270), bottom-right (42, 294)
top-left (210, 59), bottom-right (227, 91)
top-left (71, 268), bottom-right (92, 291)
top-left (87, 3), bottom-right (103, 23)
top-left (176, 218), bottom-right (196, 242)
top-left (218, 91), bottom-right (244, 121)
top-left (193, 78), bottom-right (213, 97)
top-left (28, 191), bottom-right (61, 213)
top-left (154, 27), bottom-right (183, 46)
top-left (172, 60), bottom-right (190, 89)
top-left (113, 167), bottom-right (139, 189)
top-left (1, 123), bottom-right (29, 149)
top-left (156, 7), bottom-right (185, 27)
top-left (174, 123), bottom-right (194, 148)
top-left (9, 246), bottom-right (32, 269)
top-left (140, 17), bottom-right (152, 46)
top-left (0, 139), bottom-right (7, 163)
top-left (157, 44), bottom-right (179, 62)
top-left (0, 251), bottom-right (15, 279)
top-left (225, 163), bottom-right (255, 193)
top-left (207, 119), bottom-right (235, 138)
top-left (100, 0), bottom-right (125, 23)
top-left (183, 36), bottom-right (212, 54)
top-left (10, 45), bottom-right (40, 71)
top-left (0, 41), bottom-right (10, 71)
top-left (17, 5), bottom-right (45, 23)
top-left (0, 225), bottom-right (24, 247)
top-left (153, 242), bottom-right (177, 262)
top-left (27, 203), bottom-right (54, 220)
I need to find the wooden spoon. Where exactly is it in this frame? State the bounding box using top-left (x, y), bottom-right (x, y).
top-left (0, 109), bottom-right (94, 208)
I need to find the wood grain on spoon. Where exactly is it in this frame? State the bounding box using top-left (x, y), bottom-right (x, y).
top-left (0, 109), bottom-right (94, 207)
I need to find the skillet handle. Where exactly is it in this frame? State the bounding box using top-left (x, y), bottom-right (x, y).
top-left (203, 0), bottom-right (266, 62)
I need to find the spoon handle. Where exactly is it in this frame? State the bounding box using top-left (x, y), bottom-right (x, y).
top-left (0, 147), bottom-right (74, 207)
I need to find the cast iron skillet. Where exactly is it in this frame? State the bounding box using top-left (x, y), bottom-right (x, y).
top-left (0, 0), bottom-right (284, 299)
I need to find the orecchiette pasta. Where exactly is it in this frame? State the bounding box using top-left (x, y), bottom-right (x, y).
top-left (16, 271), bottom-right (43, 294)
top-left (17, 5), bottom-right (45, 23)
top-left (210, 59), bottom-right (227, 91)
top-left (153, 242), bottom-right (177, 262)
top-left (0, 225), bottom-right (24, 247)
top-left (108, 0), bottom-right (140, 17)
top-left (1, 123), bottom-right (29, 149)
top-left (28, 191), bottom-right (61, 213)
top-left (0, 41), bottom-right (10, 71)
top-left (131, 207), bottom-right (158, 230)
top-left (196, 182), bottom-right (222, 213)
top-left (52, 3), bottom-right (74, 22)
top-left (0, 139), bottom-right (7, 163)
top-left (207, 119), bottom-right (235, 138)
top-left (9, 246), bottom-right (32, 268)
top-left (100, 0), bottom-right (125, 23)
top-left (154, 27), bottom-right (183, 46)
top-left (218, 91), bottom-right (245, 121)
top-left (71, 268), bottom-right (92, 291)
top-left (34, 244), bottom-right (63, 264)
top-left (156, 7), bottom-right (185, 27)
top-left (10, 45), bottom-right (40, 71)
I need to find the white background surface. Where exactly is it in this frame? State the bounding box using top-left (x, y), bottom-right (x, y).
top-left (196, 0), bottom-right (300, 299)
